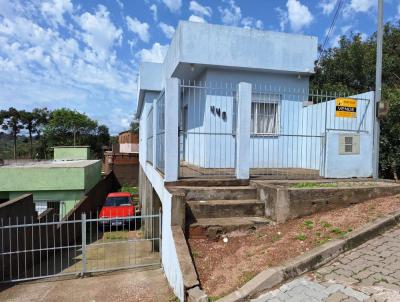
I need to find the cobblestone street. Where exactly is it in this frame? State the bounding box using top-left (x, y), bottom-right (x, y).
top-left (252, 225), bottom-right (400, 302)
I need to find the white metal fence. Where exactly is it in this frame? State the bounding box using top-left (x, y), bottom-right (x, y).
top-left (178, 80), bottom-right (237, 178)
top-left (155, 91), bottom-right (165, 173)
top-left (0, 212), bottom-right (161, 283)
top-left (146, 107), bottom-right (154, 164)
top-left (249, 85), bottom-right (371, 179)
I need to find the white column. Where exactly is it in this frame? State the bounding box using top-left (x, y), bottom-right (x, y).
top-left (164, 78), bottom-right (180, 182)
top-left (236, 82), bottom-right (252, 180)
top-left (152, 98), bottom-right (157, 168)
top-left (139, 105), bottom-right (148, 166)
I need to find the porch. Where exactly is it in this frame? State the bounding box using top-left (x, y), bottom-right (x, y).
top-left (139, 78), bottom-right (377, 182)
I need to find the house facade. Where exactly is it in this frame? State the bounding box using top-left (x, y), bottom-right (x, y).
top-left (135, 21), bottom-right (378, 300)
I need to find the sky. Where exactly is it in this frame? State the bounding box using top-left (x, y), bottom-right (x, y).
top-left (0, 0), bottom-right (399, 134)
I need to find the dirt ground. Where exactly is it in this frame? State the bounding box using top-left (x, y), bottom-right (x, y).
top-left (188, 194), bottom-right (400, 299)
top-left (0, 268), bottom-right (176, 302)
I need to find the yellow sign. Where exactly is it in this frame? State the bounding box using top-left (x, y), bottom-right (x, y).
top-left (336, 98), bottom-right (357, 118)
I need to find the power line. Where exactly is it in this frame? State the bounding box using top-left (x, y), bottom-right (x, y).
top-left (318, 0), bottom-right (344, 63)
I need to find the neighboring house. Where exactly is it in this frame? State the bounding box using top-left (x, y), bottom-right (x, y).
top-left (135, 21), bottom-right (378, 300)
top-left (118, 131), bottom-right (139, 154)
top-left (103, 131), bottom-right (139, 186)
top-left (0, 146), bottom-right (101, 218)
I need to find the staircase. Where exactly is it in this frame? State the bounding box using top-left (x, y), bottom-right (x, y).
top-left (175, 181), bottom-right (271, 239)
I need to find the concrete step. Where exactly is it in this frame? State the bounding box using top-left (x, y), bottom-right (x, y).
top-left (182, 186), bottom-right (257, 201)
top-left (188, 217), bottom-right (271, 239)
top-left (187, 199), bottom-right (264, 219)
top-left (166, 178), bottom-right (250, 187)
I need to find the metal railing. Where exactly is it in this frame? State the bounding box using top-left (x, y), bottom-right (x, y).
top-left (0, 212), bottom-right (161, 283)
top-left (146, 106), bottom-right (154, 164)
top-left (250, 85), bottom-right (371, 179)
top-left (155, 91), bottom-right (165, 173)
top-left (178, 80), bottom-right (237, 178)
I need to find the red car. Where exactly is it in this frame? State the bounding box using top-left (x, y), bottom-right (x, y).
top-left (99, 192), bottom-right (140, 228)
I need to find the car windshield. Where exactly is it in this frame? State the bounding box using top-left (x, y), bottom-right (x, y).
top-left (104, 197), bottom-right (131, 207)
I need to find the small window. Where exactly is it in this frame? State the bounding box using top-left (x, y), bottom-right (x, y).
top-left (339, 134), bottom-right (360, 155)
top-left (251, 93), bottom-right (280, 135)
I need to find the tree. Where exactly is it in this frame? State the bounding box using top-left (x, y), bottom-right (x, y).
top-left (44, 108), bottom-right (110, 158)
top-left (312, 22), bottom-right (400, 179)
top-left (21, 108), bottom-right (50, 158)
top-left (1, 108), bottom-right (24, 159)
top-left (130, 119), bottom-right (139, 134)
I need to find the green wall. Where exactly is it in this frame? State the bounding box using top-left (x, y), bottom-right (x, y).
top-left (53, 147), bottom-right (90, 160)
top-left (0, 161), bottom-right (101, 192)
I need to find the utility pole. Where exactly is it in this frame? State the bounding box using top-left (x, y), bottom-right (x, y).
top-left (373, 0), bottom-right (383, 179)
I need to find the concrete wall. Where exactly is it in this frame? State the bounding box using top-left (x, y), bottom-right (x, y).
top-left (163, 21), bottom-right (317, 80)
top-left (54, 147), bottom-right (90, 160)
top-left (139, 163), bottom-right (185, 301)
top-left (0, 161), bottom-right (101, 192)
top-left (256, 182), bottom-right (400, 223)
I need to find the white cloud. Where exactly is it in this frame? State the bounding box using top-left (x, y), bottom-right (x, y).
top-left (78, 5), bottom-right (123, 61)
top-left (116, 0), bottom-right (124, 9)
top-left (150, 4), bottom-right (158, 21)
top-left (188, 15), bottom-right (206, 23)
top-left (126, 16), bottom-right (150, 43)
top-left (319, 0), bottom-right (338, 15)
top-left (159, 22), bottom-right (175, 39)
top-left (136, 43), bottom-right (168, 63)
top-left (162, 0), bottom-right (182, 13)
top-left (241, 17), bottom-right (263, 29)
top-left (286, 0), bottom-right (314, 32)
top-left (346, 0), bottom-right (375, 13)
top-left (276, 7), bottom-right (288, 31)
top-left (397, 4), bottom-right (400, 20)
top-left (189, 1), bottom-right (212, 17)
top-left (218, 0), bottom-right (242, 26)
top-left (0, 1), bottom-right (137, 134)
top-left (41, 0), bottom-right (73, 27)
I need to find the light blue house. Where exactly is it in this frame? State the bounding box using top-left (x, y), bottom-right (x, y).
top-left (135, 21), bottom-right (378, 300)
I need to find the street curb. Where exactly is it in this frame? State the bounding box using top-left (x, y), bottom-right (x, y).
top-left (217, 209), bottom-right (400, 302)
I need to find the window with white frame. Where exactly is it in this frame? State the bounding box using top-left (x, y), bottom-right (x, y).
top-left (251, 93), bottom-right (280, 135)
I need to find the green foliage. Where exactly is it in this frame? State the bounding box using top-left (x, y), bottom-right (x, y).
top-left (312, 22), bottom-right (400, 179)
top-left (119, 186), bottom-right (138, 194)
top-left (293, 182), bottom-right (338, 189)
top-left (43, 108), bottom-right (110, 158)
top-left (296, 233), bottom-right (307, 241)
top-left (303, 220), bottom-right (314, 229)
top-left (130, 120), bottom-right (139, 134)
top-left (0, 107), bottom-right (110, 160)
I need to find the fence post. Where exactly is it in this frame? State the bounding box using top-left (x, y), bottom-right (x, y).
top-left (236, 82), bottom-right (252, 180)
top-left (152, 98), bottom-right (158, 168)
top-left (164, 78), bottom-right (180, 182)
top-left (81, 213), bottom-right (87, 276)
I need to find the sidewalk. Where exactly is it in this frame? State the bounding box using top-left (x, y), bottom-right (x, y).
top-left (0, 268), bottom-right (175, 302)
top-left (253, 225), bottom-right (400, 302)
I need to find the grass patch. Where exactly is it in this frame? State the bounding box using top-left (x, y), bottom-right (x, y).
top-left (296, 233), bottom-right (307, 241)
top-left (292, 182), bottom-right (338, 189)
top-left (303, 220), bottom-right (314, 229)
top-left (321, 221), bottom-right (332, 228)
top-left (241, 271), bottom-right (256, 284)
top-left (102, 230), bottom-right (129, 241)
top-left (119, 185), bottom-right (138, 194)
top-left (208, 297), bottom-right (222, 302)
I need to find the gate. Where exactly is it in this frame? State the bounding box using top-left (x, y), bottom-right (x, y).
top-left (0, 212), bottom-right (161, 283)
top-left (179, 80), bottom-right (237, 178)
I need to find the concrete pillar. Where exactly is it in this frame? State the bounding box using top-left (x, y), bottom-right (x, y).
top-left (152, 98), bottom-right (157, 168)
top-left (164, 78), bottom-right (180, 182)
top-left (236, 82), bottom-right (252, 180)
top-left (139, 105), bottom-right (148, 166)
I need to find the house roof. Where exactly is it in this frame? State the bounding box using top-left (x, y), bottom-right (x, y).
top-left (136, 21), bottom-right (318, 118)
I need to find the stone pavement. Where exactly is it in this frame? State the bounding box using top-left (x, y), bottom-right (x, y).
top-left (252, 225), bottom-right (400, 302)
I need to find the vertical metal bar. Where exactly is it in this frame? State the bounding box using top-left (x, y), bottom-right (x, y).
top-left (23, 216), bottom-right (27, 279)
top-left (8, 217), bottom-right (11, 280)
top-left (159, 208), bottom-right (162, 264)
top-left (1, 218), bottom-right (4, 281)
top-left (81, 213), bottom-right (87, 276)
top-left (16, 216), bottom-right (19, 280)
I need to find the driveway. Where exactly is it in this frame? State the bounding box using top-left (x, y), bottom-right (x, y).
top-left (0, 268), bottom-right (176, 302)
top-left (252, 225), bottom-right (400, 302)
